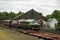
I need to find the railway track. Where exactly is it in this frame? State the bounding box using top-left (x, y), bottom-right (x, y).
top-left (40, 28), bottom-right (60, 34)
top-left (18, 29), bottom-right (60, 40)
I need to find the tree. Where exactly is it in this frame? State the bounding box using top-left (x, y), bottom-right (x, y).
top-left (2, 11), bottom-right (8, 16)
top-left (0, 12), bottom-right (3, 16)
top-left (46, 10), bottom-right (60, 22)
top-left (46, 15), bottom-right (52, 20)
top-left (9, 11), bottom-right (16, 19)
top-left (52, 10), bottom-right (60, 22)
top-left (16, 11), bottom-right (23, 16)
top-left (0, 11), bottom-right (23, 19)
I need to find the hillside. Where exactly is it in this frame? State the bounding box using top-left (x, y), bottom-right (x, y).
top-left (0, 28), bottom-right (39, 40)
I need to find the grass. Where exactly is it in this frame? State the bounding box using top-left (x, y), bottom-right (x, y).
top-left (0, 27), bottom-right (39, 40)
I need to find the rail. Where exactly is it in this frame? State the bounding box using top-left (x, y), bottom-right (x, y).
top-left (19, 30), bottom-right (60, 40)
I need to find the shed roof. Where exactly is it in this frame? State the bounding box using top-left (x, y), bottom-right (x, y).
top-left (14, 9), bottom-right (46, 21)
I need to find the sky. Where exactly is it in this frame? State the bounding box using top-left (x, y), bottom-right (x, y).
top-left (0, 0), bottom-right (60, 16)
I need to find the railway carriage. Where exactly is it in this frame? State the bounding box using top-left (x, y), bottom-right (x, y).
top-left (19, 19), bottom-right (40, 31)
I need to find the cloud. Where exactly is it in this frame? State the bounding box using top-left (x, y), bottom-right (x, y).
top-left (0, 0), bottom-right (60, 16)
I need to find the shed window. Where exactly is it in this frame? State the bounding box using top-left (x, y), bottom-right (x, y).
top-left (31, 12), bottom-right (33, 15)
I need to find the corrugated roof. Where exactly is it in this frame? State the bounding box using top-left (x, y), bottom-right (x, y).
top-left (14, 9), bottom-right (46, 21)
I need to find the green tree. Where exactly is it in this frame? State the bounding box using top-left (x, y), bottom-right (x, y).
top-left (46, 15), bottom-right (52, 20)
top-left (0, 12), bottom-right (3, 16)
top-left (2, 11), bottom-right (8, 16)
top-left (0, 11), bottom-right (23, 19)
top-left (52, 10), bottom-right (60, 22)
top-left (9, 11), bottom-right (16, 19)
top-left (46, 10), bottom-right (60, 22)
top-left (16, 11), bottom-right (23, 16)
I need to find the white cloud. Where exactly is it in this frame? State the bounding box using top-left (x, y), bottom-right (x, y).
top-left (0, 0), bottom-right (60, 16)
